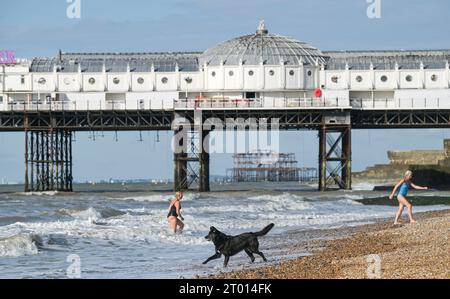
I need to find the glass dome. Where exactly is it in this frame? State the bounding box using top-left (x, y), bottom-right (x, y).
top-left (199, 21), bottom-right (328, 67)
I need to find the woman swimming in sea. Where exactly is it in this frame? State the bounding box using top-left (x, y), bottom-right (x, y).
top-left (389, 170), bottom-right (428, 225)
top-left (167, 192), bottom-right (184, 233)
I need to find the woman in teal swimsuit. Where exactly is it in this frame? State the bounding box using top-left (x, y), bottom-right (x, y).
top-left (389, 170), bottom-right (428, 224)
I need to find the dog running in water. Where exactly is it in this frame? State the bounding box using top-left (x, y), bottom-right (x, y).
top-left (203, 223), bottom-right (275, 267)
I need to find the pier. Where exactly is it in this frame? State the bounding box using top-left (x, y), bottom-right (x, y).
top-left (1, 23), bottom-right (449, 192)
top-left (1, 107), bottom-right (449, 192)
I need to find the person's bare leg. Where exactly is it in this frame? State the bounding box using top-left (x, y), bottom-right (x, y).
top-left (397, 196), bottom-right (416, 223)
top-left (394, 203), bottom-right (404, 225)
top-left (405, 201), bottom-right (416, 223)
top-left (169, 217), bottom-right (177, 233)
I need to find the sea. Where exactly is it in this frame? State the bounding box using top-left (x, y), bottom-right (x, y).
top-left (0, 182), bottom-right (448, 278)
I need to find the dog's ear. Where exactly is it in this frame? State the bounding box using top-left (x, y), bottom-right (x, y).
top-left (210, 226), bottom-right (216, 232)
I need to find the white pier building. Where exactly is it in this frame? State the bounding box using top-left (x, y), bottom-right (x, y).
top-left (2, 22), bottom-right (450, 112)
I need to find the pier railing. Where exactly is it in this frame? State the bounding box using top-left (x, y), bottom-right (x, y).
top-left (1, 99), bottom-right (171, 112)
top-left (2, 97), bottom-right (449, 112)
top-left (0, 97), bottom-right (349, 112)
top-left (173, 97), bottom-right (348, 109)
top-left (350, 98), bottom-right (450, 110)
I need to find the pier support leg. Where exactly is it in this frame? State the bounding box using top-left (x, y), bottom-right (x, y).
top-left (318, 126), bottom-right (327, 191)
top-left (318, 125), bottom-right (352, 191)
top-left (24, 129), bottom-right (73, 192)
top-left (173, 129), bottom-right (188, 191)
top-left (172, 112), bottom-right (210, 192)
top-left (199, 130), bottom-right (210, 192)
top-left (341, 126), bottom-right (352, 190)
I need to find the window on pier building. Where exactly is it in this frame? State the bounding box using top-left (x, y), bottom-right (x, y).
top-left (245, 92), bottom-right (258, 99)
top-left (21, 75), bottom-right (25, 85)
top-left (405, 75), bottom-right (413, 82)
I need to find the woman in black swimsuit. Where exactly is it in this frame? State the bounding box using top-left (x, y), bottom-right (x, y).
top-left (167, 192), bottom-right (184, 234)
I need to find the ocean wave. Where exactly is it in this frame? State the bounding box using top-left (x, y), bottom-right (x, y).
top-left (352, 182), bottom-right (376, 191)
top-left (0, 194), bottom-right (11, 201)
top-left (0, 211), bottom-right (208, 247)
top-left (53, 207), bottom-right (126, 221)
top-left (247, 191), bottom-right (381, 203)
top-left (0, 216), bottom-right (30, 226)
top-left (113, 193), bottom-right (199, 203)
top-left (1, 192), bottom-right (446, 254)
top-left (99, 208), bottom-right (127, 219)
top-left (336, 198), bottom-right (364, 205)
top-left (247, 192), bottom-right (305, 202)
top-left (183, 198), bottom-right (313, 214)
top-left (19, 191), bottom-right (59, 197)
top-left (302, 193), bottom-right (388, 202)
top-left (0, 234), bottom-right (42, 257)
top-left (56, 207), bottom-right (101, 222)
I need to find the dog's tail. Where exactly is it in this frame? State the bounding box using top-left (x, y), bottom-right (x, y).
top-left (254, 223), bottom-right (275, 237)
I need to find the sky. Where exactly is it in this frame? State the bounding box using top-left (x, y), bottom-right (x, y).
top-left (1, 0), bottom-right (450, 182)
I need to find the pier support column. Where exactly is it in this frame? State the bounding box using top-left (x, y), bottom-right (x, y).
top-left (172, 112), bottom-right (210, 192)
top-left (341, 126), bottom-right (352, 190)
top-left (24, 129), bottom-right (73, 192)
top-left (173, 128), bottom-right (188, 191)
top-left (318, 126), bottom-right (327, 191)
top-left (318, 125), bottom-right (352, 191)
top-left (174, 152), bottom-right (188, 191)
top-left (199, 130), bottom-right (210, 192)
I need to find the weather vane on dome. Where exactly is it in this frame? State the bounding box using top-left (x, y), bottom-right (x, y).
top-left (257, 20), bottom-right (268, 35)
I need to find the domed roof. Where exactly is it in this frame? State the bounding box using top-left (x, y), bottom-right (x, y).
top-left (199, 21), bottom-right (328, 67)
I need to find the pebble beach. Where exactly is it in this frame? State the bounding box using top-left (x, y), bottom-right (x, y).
top-left (213, 210), bottom-right (450, 279)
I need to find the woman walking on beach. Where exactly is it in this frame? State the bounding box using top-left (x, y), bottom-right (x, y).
top-left (167, 192), bottom-right (185, 234)
top-left (389, 170), bottom-right (428, 225)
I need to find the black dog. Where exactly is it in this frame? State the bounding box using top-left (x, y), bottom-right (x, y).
top-left (203, 223), bottom-right (275, 267)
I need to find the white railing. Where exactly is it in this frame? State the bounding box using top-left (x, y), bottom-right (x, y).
top-left (3, 97), bottom-right (450, 112)
top-left (350, 98), bottom-right (450, 110)
top-left (174, 98), bottom-right (348, 109)
top-left (2, 99), bottom-right (174, 112)
top-left (1, 97), bottom-right (350, 112)
top-left (3, 98), bottom-right (449, 112)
